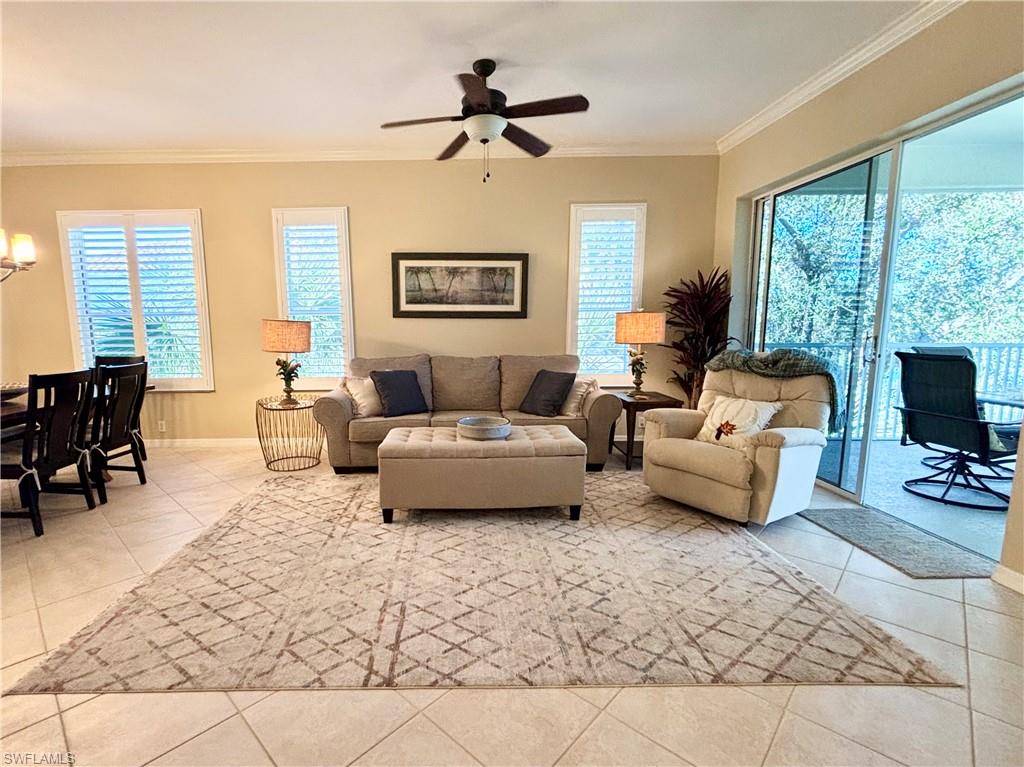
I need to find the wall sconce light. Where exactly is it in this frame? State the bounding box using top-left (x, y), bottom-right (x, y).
top-left (0, 229), bottom-right (38, 282)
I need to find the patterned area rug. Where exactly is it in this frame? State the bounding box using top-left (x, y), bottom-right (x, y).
top-left (800, 507), bottom-right (996, 579)
top-left (8, 471), bottom-right (952, 693)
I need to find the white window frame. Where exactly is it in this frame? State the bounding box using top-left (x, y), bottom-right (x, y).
top-left (57, 209), bottom-right (215, 392)
top-left (565, 202), bottom-right (647, 386)
top-left (271, 207), bottom-right (355, 390)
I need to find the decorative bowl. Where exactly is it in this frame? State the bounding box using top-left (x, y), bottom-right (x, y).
top-left (457, 415), bottom-right (512, 441)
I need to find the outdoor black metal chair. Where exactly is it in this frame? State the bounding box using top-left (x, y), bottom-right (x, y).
top-left (895, 351), bottom-right (1018, 511)
top-left (94, 355), bottom-right (148, 460)
top-left (90, 362), bottom-right (148, 504)
top-left (910, 345), bottom-right (973, 357)
top-left (0, 369), bottom-right (97, 536)
top-left (906, 347), bottom-right (1018, 478)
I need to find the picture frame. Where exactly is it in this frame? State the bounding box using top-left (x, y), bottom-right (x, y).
top-left (391, 253), bottom-right (529, 319)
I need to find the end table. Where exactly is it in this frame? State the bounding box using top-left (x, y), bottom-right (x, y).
top-left (256, 395), bottom-right (325, 471)
top-left (608, 389), bottom-right (684, 470)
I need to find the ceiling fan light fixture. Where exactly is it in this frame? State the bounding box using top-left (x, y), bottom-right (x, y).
top-left (463, 113), bottom-right (508, 144)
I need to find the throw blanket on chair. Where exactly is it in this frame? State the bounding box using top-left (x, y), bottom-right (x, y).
top-left (706, 348), bottom-right (844, 432)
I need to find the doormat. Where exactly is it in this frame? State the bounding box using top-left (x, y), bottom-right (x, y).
top-left (800, 507), bottom-right (996, 579)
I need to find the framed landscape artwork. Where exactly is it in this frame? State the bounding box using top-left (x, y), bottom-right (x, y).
top-left (391, 253), bottom-right (529, 318)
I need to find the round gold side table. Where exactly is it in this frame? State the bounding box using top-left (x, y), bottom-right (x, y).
top-left (256, 395), bottom-right (324, 471)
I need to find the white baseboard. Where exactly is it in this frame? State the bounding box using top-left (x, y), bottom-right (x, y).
top-left (991, 564), bottom-right (1024, 595)
top-left (147, 438), bottom-right (260, 448)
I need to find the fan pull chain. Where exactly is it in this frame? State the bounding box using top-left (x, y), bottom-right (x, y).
top-left (482, 143), bottom-right (491, 183)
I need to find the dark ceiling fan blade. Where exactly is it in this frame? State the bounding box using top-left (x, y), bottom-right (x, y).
top-left (457, 73), bottom-right (491, 109)
top-left (436, 131), bottom-right (469, 160)
top-left (503, 95), bottom-right (590, 119)
top-left (502, 122), bottom-right (551, 157)
top-left (381, 115), bottom-right (462, 129)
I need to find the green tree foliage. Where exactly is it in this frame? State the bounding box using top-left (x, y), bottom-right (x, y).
top-left (763, 190), bottom-right (1024, 347)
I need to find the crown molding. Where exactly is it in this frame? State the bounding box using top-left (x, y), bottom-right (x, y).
top-left (1, 142), bottom-right (718, 168)
top-left (715, 0), bottom-right (968, 154)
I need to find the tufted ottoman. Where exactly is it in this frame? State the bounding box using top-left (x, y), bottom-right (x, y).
top-left (377, 425), bottom-right (586, 523)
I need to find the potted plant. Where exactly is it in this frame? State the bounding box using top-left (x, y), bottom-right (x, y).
top-left (275, 357), bottom-right (302, 407)
top-left (663, 267), bottom-right (734, 409)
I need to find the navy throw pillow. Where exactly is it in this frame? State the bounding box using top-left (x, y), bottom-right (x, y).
top-left (519, 370), bottom-right (576, 417)
top-left (370, 370), bottom-right (429, 417)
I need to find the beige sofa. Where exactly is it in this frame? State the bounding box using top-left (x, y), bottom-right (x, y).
top-left (642, 368), bottom-right (831, 526)
top-left (313, 353), bottom-right (623, 472)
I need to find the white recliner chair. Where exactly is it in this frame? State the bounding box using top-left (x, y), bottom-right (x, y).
top-left (642, 368), bottom-right (832, 526)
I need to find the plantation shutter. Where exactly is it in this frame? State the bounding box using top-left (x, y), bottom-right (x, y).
top-left (135, 214), bottom-right (206, 380)
top-left (272, 208), bottom-right (353, 387)
top-left (59, 210), bottom-right (214, 390)
top-left (568, 204), bottom-right (647, 379)
top-left (67, 220), bottom-right (137, 362)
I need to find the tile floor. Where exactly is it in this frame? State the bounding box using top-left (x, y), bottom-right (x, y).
top-left (1, 446), bottom-right (1022, 766)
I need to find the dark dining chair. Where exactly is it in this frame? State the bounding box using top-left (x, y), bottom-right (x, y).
top-left (94, 355), bottom-right (148, 460)
top-left (1, 369), bottom-right (97, 536)
top-left (95, 356), bottom-right (145, 365)
top-left (895, 351), bottom-right (1018, 511)
top-left (90, 362), bottom-right (148, 503)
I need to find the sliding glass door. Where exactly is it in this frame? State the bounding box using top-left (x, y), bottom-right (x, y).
top-left (858, 95), bottom-right (1024, 558)
top-left (751, 153), bottom-right (892, 491)
top-left (748, 93), bottom-right (1023, 538)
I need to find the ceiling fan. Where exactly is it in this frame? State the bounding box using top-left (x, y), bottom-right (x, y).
top-left (381, 58), bottom-right (589, 177)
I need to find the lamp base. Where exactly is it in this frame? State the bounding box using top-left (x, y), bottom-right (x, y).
top-left (279, 385), bottom-right (299, 408)
top-left (629, 370), bottom-right (646, 398)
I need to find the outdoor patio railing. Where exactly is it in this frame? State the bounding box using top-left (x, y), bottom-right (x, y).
top-left (763, 341), bottom-right (1024, 439)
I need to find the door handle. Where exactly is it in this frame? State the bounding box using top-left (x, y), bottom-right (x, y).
top-left (862, 330), bottom-right (878, 364)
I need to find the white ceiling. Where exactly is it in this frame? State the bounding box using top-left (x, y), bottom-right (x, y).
top-left (2, 1), bottom-right (925, 162)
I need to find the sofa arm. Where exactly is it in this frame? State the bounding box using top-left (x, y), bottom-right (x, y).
top-left (313, 386), bottom-right (356, 467)
top-left (746, 427), bottom-right (827, 449)
top-left (581, 389), bottom-right (623, 466)
top-left (643, 408), bottom-right (706, 442)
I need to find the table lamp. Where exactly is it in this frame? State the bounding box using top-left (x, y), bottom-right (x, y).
top-left (261, 319), bottom-right (311, 407)
top-left (615, 310), bottom-right (666, 397)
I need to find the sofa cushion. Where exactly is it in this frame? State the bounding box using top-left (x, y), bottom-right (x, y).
top-left (342, 376), bottom-right (383, 417)
top-left (519, 370), bottom-right (577, 417)
top-left (645, 438), bottom-right (753, 489)
top-left (500, 355), bottom-right (579, 412)
top-left (503, 409), bottom-right (587, 440)
top-left (696, 396), bottom-right (782, 450)
top-left (560, 376), bottom-right (599, 416)
top-left (430, 410), bottom-right (504, 427)
top-left (349, 414), bottom-right (431, 442)
top-left (431, 356), bottom-right (500, 412)
top-left (371, 370), bottom-right (429, 417)
top-left (350, 353), bottom-right (433, 409)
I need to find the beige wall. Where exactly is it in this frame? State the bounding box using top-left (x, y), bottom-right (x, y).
top-left (713, 0), bottom-right (1024, 332)
top-left (710, 0), bottom-right (1024, 582)
top-left (0, 155), bottom-right (718, 438)
top-left (1001, 437), bottom-right (1024, 585)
